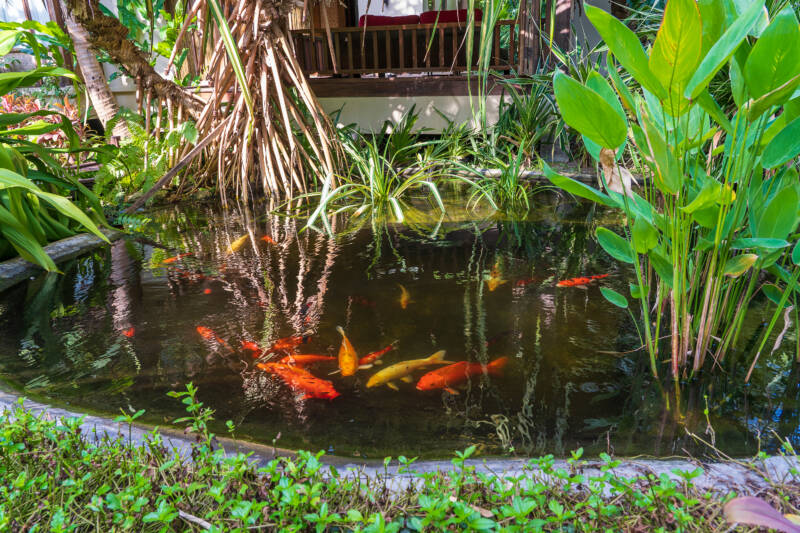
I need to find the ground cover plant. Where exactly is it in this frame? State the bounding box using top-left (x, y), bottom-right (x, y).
top-left (1, 384), bottom-right (799, 532)
top-left (548, 0), bottom-right (800, 378)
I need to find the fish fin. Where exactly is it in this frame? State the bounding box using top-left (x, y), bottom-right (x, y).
top-left (400, 376), bottom-right (413, 383)
top-left (427, 350), bottom-right (447, 363)
top-left (486, 356), bottom-right (509, 376)
top-left (576, 285), bottom-right (588, 290)
top-left (358, 364), bottom-right (373, 370)
top-left (387, 382), bottom-right (399, 391)
top-left (445, 387), bottom-right (460, 395)
top-left (336, 325), bottom-right (345, 336)
top-left (328, 369), bottom-right (341, 375)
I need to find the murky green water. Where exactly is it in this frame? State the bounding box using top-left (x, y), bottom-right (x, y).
top-left (0, 193), bottom-right (798, 459)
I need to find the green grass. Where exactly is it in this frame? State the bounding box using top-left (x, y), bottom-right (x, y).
top-left (0, 384), bottom-right (795, 531)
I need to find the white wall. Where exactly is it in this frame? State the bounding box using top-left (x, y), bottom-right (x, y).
top-left (319, 95), bottom-right (507, 133)
top-left (356, 0), bottom-right (460, 19)
top-left (0, 0), bottom-right (49, 23)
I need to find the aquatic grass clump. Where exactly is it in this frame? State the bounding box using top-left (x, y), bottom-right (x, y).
top-left (2, 384), bottom-right (797, 531)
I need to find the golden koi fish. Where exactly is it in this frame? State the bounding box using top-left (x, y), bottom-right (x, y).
top-left (486, 267), bottom-right (507, 292)
top-left (226, 234), bottom-right (250, 255)
top-left (366, 350), bottom-right (450, 391)
top-left (336, 326), bottom-right (359, 376)
top-left (398, 284), bottom-right (411, 309)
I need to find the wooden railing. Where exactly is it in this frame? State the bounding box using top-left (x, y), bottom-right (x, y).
top-left (290, 20), bottom-right (517, 77)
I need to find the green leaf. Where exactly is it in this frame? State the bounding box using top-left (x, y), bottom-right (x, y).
top-left (553, 72), bottom-right (627, 149)
top-left (596, 227), bottom-right (635, 264)
top-left (585, 71), bottom-right (626, 124)
top-left (629, 282), bottom-right (643, 299)
top-left (0, 205), bottom-right (57, 271)
top-left (648, 249), bottom-right (675, 288)
top-left (723, 254), bottom-right (758, 277)
top-left (696, 90), bottom-right (734, 134)
top-left (731, 237), bottom-right (790, 249)
top-left (600, 287), bottom-right (628, 309)
top-left (698, 0), bottom-right (730, 56)
top-left (0, 29), bottom-right (20, 56)
top-left (744, 8), bottom-right (800, 101)
top-left (542, 162), bottom-right (619, 207)
top-left (640, 114), bottom-right (682, 194)
top-left (754, 187), bottom-right (800, 240)
top-left (762, 116), bottom-right (800, 168)
top-left (763, 284), bottom-right (793, 308)
top-left (684, 0), bottom-right (765, 99)
top-left (606, 53), bottom-right (636, 111)
top-left (649, 0), bottom-right (702, 115)
top-left (585, 4), bottom-right (666, 99)
top-left (632, 217), bottom-right (658, 253)
top-left (793, 241), bottom-right (800, 266)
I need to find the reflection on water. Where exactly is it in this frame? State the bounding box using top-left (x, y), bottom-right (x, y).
top-left (0, 194), bottom-right (798, 459)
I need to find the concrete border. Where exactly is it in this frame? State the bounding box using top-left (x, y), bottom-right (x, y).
top-left (1, 387), bottom-right (797, 494)
top-left (0, 228), bottom-right (124, 293)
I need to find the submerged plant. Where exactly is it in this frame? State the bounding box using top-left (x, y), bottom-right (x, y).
top-left (549, 0), bottom-right (800, 379)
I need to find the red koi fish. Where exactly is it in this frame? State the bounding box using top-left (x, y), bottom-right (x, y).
top-left (263, 335), bottom-right (312, 355)
top-left (241, 341), bottom-right (261, 354)
top-left (196, 326), bottom-right (233, 351)
top-left (257, 363), bottom-right (340, 400)
top-left (514, 278), bottom-right (536, 287)
top-left (278, 354), bottom-right (337, 366)
top-left (162, 253), bottom-right (193, 264)
top-left (556, 274), bottom-right (609, 288)
top-left (122, 327), bottom-right (135, 338)
top-left (416, 356), bottom-right (509, 395)
top-left (203, 288), bottom-right (212, 294)
top-left (358, 344), bottom-right (393, 368)
top-left (261, 235), bottom-right (277, 245)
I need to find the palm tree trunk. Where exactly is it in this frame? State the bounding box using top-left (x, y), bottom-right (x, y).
top-left (59, 1), bottom-right (131, 139)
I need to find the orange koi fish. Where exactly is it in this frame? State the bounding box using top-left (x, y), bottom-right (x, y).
top-left (196, 326), bottom-right (233, 351)
top-left (257, 363), bottom-right (340, 400)
top-left (398, 284), bottom-right (411, 309)
top-left (162, 253), bottom-right (193, 264)
top-left (486, 268), bottom-right (507, 292)
top-left (225, 234), bottom-right (250, 255)
top-left (556, 274), bottom-right (609, 288)
top-left (122, 327), bottom-right (135, 338)
top-left (336, 326), bottom-right (359, 376)
top-left (358, 344), bottom-right (393, 368)
top-left (514, 278), bottom-right (537, 287)
top-left (241, 341), bottom-right (261, 354)
top-left (261, 235), bottom-right (277, 244)
top-left (416, 356), bottom-right (509, 395)
top-left (263, 335), bottom-right (312, 355)
top-left (203, 288), bottom-right (212, 294)
top-left (278, 354), bottom-right (337, 366)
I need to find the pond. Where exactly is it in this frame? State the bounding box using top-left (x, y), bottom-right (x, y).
top-left (1, 193), bottom-right (798, 460)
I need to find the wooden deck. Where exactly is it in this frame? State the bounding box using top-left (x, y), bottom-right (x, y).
top-left (290, 20), bottom-right (518, 77)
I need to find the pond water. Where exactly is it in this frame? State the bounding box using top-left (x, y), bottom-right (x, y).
top-left (1, 193), bottom-right (799, 459)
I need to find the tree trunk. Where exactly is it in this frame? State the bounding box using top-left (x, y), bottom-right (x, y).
top-left (60, 1), bottom-right (131, 139)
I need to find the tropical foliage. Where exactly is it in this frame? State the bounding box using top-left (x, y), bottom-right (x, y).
top-left (549, 0), bottom-right (800, 378)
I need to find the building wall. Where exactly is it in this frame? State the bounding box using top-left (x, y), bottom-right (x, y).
top-left (356, 0), bottom-right (460, 19)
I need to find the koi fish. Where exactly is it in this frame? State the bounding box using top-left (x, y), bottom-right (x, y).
top-left (196, 326), bottom-right (232, 351)
top-left (514, 278), bottom-right (536, 287)
top-left (336, 326), bottom-right (359, 377)
top-left (486, 267), bottom-right (507, 292)
top-left (162, 253), bottom-right (193, 264)
top-left (278, 354), bottom-right (337, 366)
top-left (122, 327), bottom-right (135, 338)
top-left (226, 234), bottom-right (250, 254)
top-left (398, 284), bottom-right (411, 309)
top-left (203, 288), bottom-right (212, 294)
top-left (241, 341), bottom-right (261, 354)
top-left (556, 274), bottom-right (609, 288)
top-left (366, 350), bottom-right (451, 391)
top-left (261, 235), bottom-right (277, 244)
top-left (257, 363), bottom-right (340, 400)
top-left (350, 296), bottom-right (375, 308)
top-left (358, 344), bottom-right (393, 368)
top-left (263, 335), bottom-right (312, 355)
top-left (416, 356), bottom-right (509, 395)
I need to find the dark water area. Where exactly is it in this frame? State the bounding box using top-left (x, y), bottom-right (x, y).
top-left (1, 193), bottom-right (799, 460)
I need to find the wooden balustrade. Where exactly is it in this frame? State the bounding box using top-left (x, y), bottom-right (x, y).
top-left (290, 20), bottom-right (517, 77)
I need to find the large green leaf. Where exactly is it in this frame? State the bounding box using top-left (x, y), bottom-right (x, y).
top-left (744, 8), bottom-right (800, 100)
top-left (684, 0), bottom-right (765, 99)
top-left (553, 72), bottom-right (627, 149)
top-left (649, 0), bottom-right (702, 116)
top-left (762, 116), bottom-right (800, 168)
top-left (0, 204), bottom-right (57, 271)
top-left (697, 0), bottom-right (730, 56)
top-left (542, 162), bottom-right (619, 207)
top-left (585, 4), bottom-right (666, 100)
top-left (596, 227), bottom-right (635, 264)
top-left (0, 67), bottom-right (78, 95)
top-left (632, 217), bottom-right (658, 253)
top-left (640, 114), bottom-right (682, 194)
top-left (754, 187), bottom-right (800, 240)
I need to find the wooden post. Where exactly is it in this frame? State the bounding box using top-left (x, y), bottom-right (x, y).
top-left (516, 0), bottom-right (539, 75)
top-left (552, 0), bottom-right (572, 52)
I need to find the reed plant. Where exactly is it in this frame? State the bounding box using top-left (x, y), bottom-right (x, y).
top-left (548, 0), bottom-right (800, 379)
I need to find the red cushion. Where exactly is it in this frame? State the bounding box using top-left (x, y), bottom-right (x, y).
top-left (419, 9), bottom-right (482, 24)
top-left (358, 14), bottom-right (420, 27)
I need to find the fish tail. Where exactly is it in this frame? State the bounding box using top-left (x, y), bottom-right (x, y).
top-left (427, 350), bottom-right (447, 362)
top-left (336, 326), bottom-right (345, 337)
top-left (486, 356), bottom-right (509, 376)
